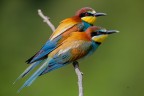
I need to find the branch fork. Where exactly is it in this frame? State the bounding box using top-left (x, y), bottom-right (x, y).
top-left (38, 9), bottom-right (55, 32)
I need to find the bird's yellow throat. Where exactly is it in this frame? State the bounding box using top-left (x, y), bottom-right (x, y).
top-left (92, 35), bottom-right (108, 43)
top-left (81, 16), bottom-right (96, 24)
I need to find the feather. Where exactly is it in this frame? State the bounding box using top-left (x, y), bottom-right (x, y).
top-left (26, 40), bottom-right (58, 64)
top-left (18, 58), bottom-right (51, 92)
top-left (49, 17), bottom-right (81, 40)
top-left (26, 18), bottom-right (87, 64)
top-left (40, 64), bottom-right (64, 76)
top-left (13, 61), bottom-right (42, 84)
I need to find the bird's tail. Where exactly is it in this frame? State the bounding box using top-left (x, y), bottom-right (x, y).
top-left (14, 58), bottom-right (50, 92)
top-left (16, 58), bottom-right (67, 92)
top-left (17, 58), bottom-right (51, 92)
top-left (13, 60), bottom-right (42, 85)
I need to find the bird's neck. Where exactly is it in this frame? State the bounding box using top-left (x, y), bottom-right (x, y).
top-left (82, 21), bottom-right (93, 31)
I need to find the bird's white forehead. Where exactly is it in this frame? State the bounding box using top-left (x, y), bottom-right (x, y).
top-left (88, 10), bottom-right (96, 14)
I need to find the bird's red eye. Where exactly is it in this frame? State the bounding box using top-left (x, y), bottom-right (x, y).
top-left (85, 12), bottom-right (89, 16)
top-left (80, 12), bottom-right (92, 17)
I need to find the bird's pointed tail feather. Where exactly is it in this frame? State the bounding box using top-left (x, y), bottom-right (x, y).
top-left (13, 61), bottom-right (42, 85)
top-left (17, 58), bottom-right (51, 92)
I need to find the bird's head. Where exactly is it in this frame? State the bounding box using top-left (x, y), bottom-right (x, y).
top-left (76, 7), bottom-right (106, 24)
top-left (86, 26), bottom-right (119, 44)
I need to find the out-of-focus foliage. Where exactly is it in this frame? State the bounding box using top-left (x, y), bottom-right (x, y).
top-left (0, 0), bottom-right (144, 96)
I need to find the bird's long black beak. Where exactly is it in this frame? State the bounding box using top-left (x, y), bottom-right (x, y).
top-left (95, 12), bottom-right (107, 17)
top-left (104, 30), bottom-right (119, 34)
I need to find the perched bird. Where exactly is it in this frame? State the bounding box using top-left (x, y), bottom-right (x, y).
top-left (16, 26), bottom-right (118, 92)
top-left (26, 7), bottom-right (106, 64)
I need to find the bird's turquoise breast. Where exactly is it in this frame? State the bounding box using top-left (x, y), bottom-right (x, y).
top-left (87, 41), bottom-right (100, 56)
top-left (82, 21), bottom-right (93, 31)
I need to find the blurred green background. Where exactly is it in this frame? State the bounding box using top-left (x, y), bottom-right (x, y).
top-left (0, 0), bottom-right (144, 96)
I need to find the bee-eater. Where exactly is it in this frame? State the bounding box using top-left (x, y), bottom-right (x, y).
top-left (26, 7), bottom-right (106, 64)
top-left (17, 26), bottom-right (118, 92)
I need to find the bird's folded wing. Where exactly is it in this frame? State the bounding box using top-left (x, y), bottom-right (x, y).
top-left (26, 18), bottom-right (81, 64)
top-left (40, 39), bottom-right (93, 75)
top-left (49, 17), bottom-right (81, 40)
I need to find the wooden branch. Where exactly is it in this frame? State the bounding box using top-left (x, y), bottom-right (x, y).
top-left (38, 9), bottom-right (84, 96)
top-left (73, 61), bottom-right (83, 96)
top-left (38, 9), bottom-right (56, 32)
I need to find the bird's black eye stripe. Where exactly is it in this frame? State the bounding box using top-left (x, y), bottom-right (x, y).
top-left (80, 12), bottom-right (94, 17)
top-left (80, 13), bottom-right (85, 17)
top-left (91, 32), bottom-right (101, 37)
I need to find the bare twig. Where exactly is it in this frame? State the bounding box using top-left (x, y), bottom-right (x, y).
top-left (38, 9), bottom-right (55, 32)
top-left (73, 61), bottom-right (83, 96)
top-left (38, 9), bottom-right (83, 96)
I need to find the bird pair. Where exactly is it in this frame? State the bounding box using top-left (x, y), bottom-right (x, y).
top-left (15, 7), bottom-right (118, 92)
